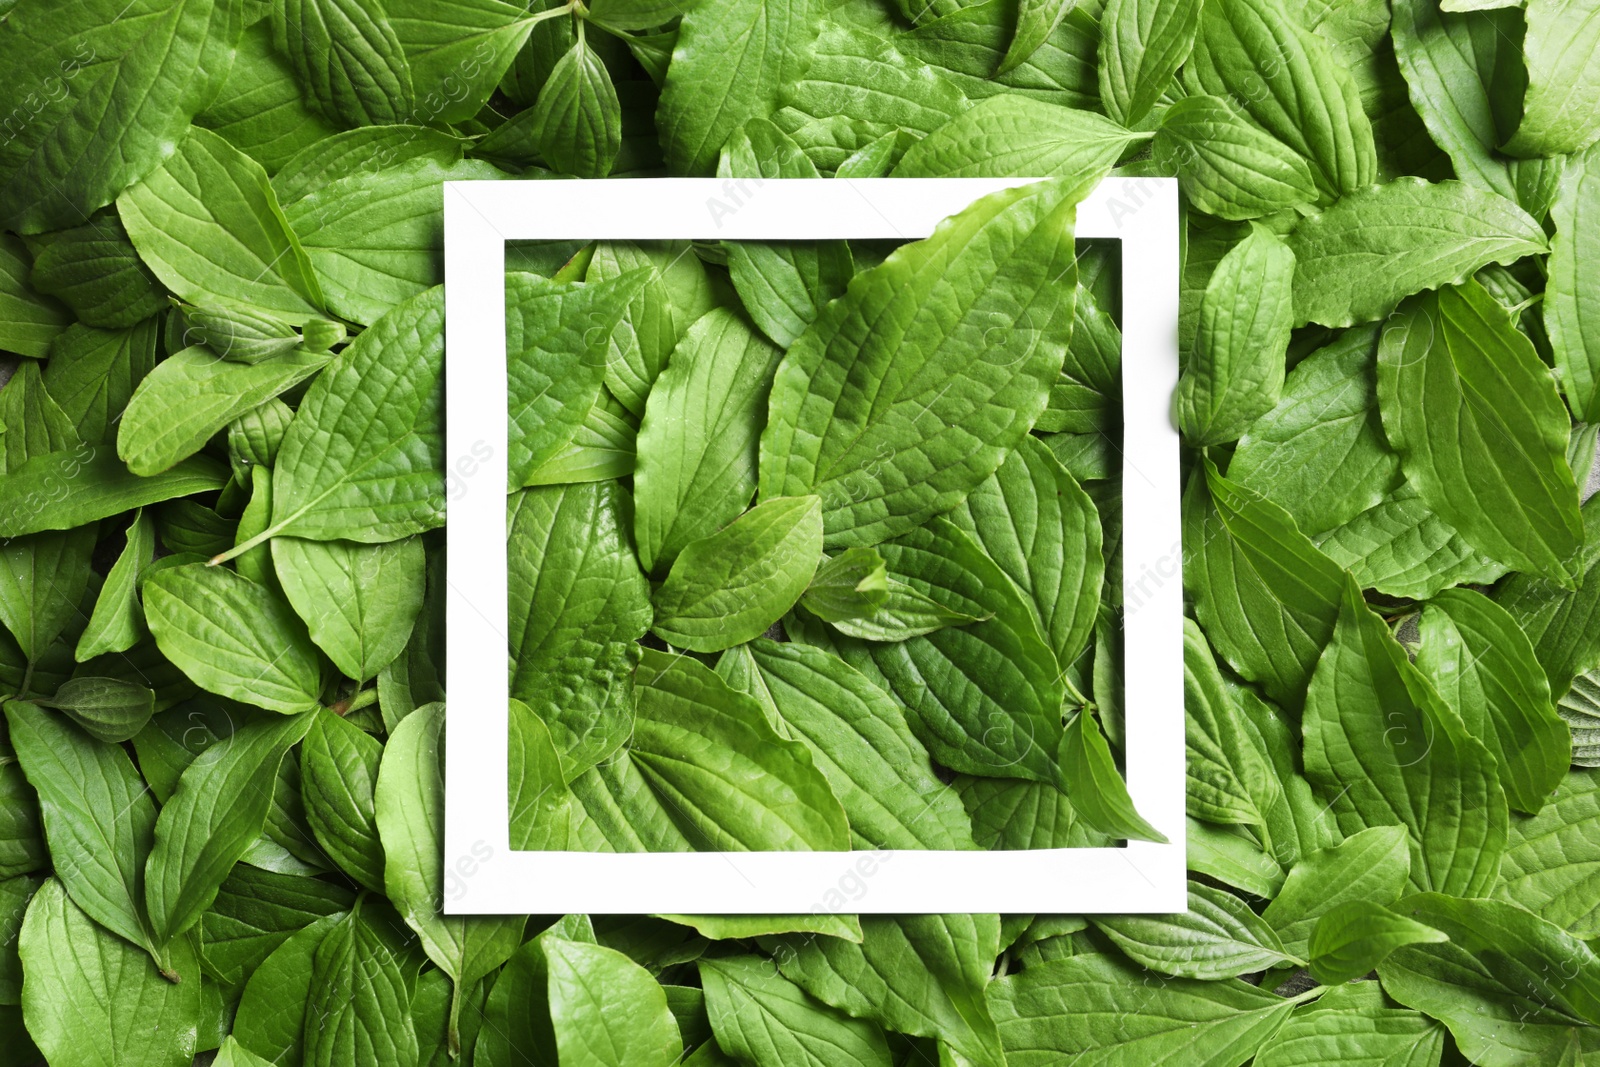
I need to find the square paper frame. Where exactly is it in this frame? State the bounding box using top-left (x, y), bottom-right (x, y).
top-left (443, 177), bottom-right (1184, 915)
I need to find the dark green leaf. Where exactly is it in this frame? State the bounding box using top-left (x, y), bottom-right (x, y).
top-left (145, 564), bottom-right (323, 714)
top-left (652, 495), bottom-right (824, 653)
top-left (1303, 580), bottom-right (1508, 897)
top-left (1309, 899), bottom-right (1448, 985)
top-left (1416, 588), bottom-right (1571, 814)
top-left (760, 178), bottom-right (1078, 547)
top-left (1378, 280), bottom-right (1584, 584)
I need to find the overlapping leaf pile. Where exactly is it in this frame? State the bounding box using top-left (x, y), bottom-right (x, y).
top-left (1, 0), bottom-right (1599, 1064)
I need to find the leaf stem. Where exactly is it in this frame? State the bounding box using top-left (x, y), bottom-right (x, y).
top-left (447, 980), bottom-right (463, 1059)
top-left (526, 2), bottom-right (576, 28)
top-left (1284, 984), bottom-right (1326, 1006)
top-left (1061, 673), bottom-right (1091, 711)
top-left (328, 687), bottom-right (379, 717)
top-left (209, 523), bottom-right (279, 566)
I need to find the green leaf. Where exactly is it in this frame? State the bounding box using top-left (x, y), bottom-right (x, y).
top-left (0, 360), bottom-right (79, 474)
top-left (774, 915), bottom-right (1004, 1066)
top-left (193, 21), bottom-right (342, 174)
top-left (658, 0), bottom-right (817, 173)
top-left (1390, 1), bottom-right (1562, 219)
top-left (1379, 894), bottom-right (1600, 1065)
top-left (700, 955), bottom-right (892, 1067)
top-left (530, 36), bottom-right (621, 178)
top-left (1317, 484), bottom-right (1506, 600)
top-left (1378, 280), bottom-right (1584, 584)
top-left (1416, 588), bottom-right (1570, 814)
top-left (564, 749), bottom-right (696, 852)
top-left (652, 496), bottom-right (824, 653)
top-left (145, 564), bottom-right (323, 714)
top-left (1099, 0), bottom-right (1201, 126)
top-left (274, 536), bottom-right (425, 684)
top-left (34, 677), bottom-right (155, 744)
top-left (1498, 770), bottom-right (1600, 939)
top-left (300, 710), bottom-right (383, 890)
top-left (545, 936), bottom-right (683, 1067)
top-left (585, 0), bottom-right (682, 30)
top-left (823, 517), bottom-right (1066, 785)
top-left (0, 872), bottom-right (41, 1003)
top-left (897, 0), bottom-right (1100, 112)
top-left (19, 879), bottom-right (200, 1067)
top-left (274, 0), bottom-right (414, 127)
top-left (261, 286), bottom-right (445, 544)
top-left (1094, 881), bottom-right (1303, 980)
top-left (521, 389), bottom-right (638, 488)
top-left (1000, 0), bottom-right (1077, 76)
top-left (198, 864), bottom-right (353, 987)
top-left (1183, 618), bottom-right (1279, 830)
top-left (302, 901), bottom-right (420, 1067)
top-left (1309, 899), bottom-right (1448, 985)
top-left (584, 241), bottom-right (684, 417)
top-left (270, 125), bottom-right (466, 207)
top-left (1495, 497), bottom-right (1600, 697)
top-left (0, 526), bottom-right (95, 663)
top-left (508, 697), bottom-right (580, 851)
top-left (1229, 325), bottom-right (1401, 537)
top-left (799, 548), bottom-right (889, 624)
top-left (1304, 580), bottom-right (1509, 897)
top-left (43, 321), bottom-right (161, 446)
top-left (282, 156), bottom-right (503, 326)
top-left (472, 917), bottom-right (594, 1067)
top-left (947, 427), bottom-right (1101, 674)
top-left (987, 952), bottom-right (1301, 1067)
top-left (799, 550), bottom-right (984, 643)
top-left (5, 700), bottom-right (158, 957)
top-left (1549, 142), bottom-right (1600, 422)
top-left (1252, 982), bottom-right (1446, 1067)
top-left (1036, 282), bottom-right (1120, 435)
top-left (509, 482), bottom-right (650, 780)
top-left (630, 649), bottom-right (849, 850)
top-left (745, 640), bottom-right (976, 850)
top-left (718, 120), bottom-right (853, 349)
top-left (233, 912), bottom-right (342, 1067)
top-left (957, 775), bottom-right (1108, 850)
top-left (376, 704), bottom-right (523, 1047)
top-left (28, 215), bottom-right (165, 329)
top-left (117, 126), bottom-right (324, 323)
top-left (506, 268), bottom-right (650, 490)
top-left (1152, 95), bottom-right (1320, 221)
top-left (215, 1036), bottom-right (279, 1067)
top-left (1176, 224), bottom-right (1296, 446)
top-left (1503, 0), bottom-right (1600, 157)
top-left (760, 177), bottom-right (1078, 547)
top-left (118, 347), bottom-right (331, 476)
top-left (145, 713), bottom-right (315, 946)
top-left (0, 735), bottom-right (50, 882)
top-left (1183, 460), bottom-right (1346, 710)
top-left (0, 0), bottom-right (237, 233)
top-left (1263, 825), bottom-right (1412, 961)
top-left (892, 97), bottom-right (1140, 184)
top-left (1189, 0), bottom-right (1375, 200)
top-left (76, 509), bottom-right (156, 662)
top-left (775, 23), bottom-right (967, 172)
top-left (1286, 178), bottom-right (1548, 327)
top-left (1560, 670), bottom-right (1600, 767)
top-left (387, 0), bottom-right (538, 125)
top-left (1062, 709), bottom-right (1168, 843)
top-left (176, 303), bottom-right (307, 365)
top-left (0, 233), bottom-right (69, 357)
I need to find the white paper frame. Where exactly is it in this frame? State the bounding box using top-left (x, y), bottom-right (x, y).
top-left (442, 177), bottom-right (1184, 914)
